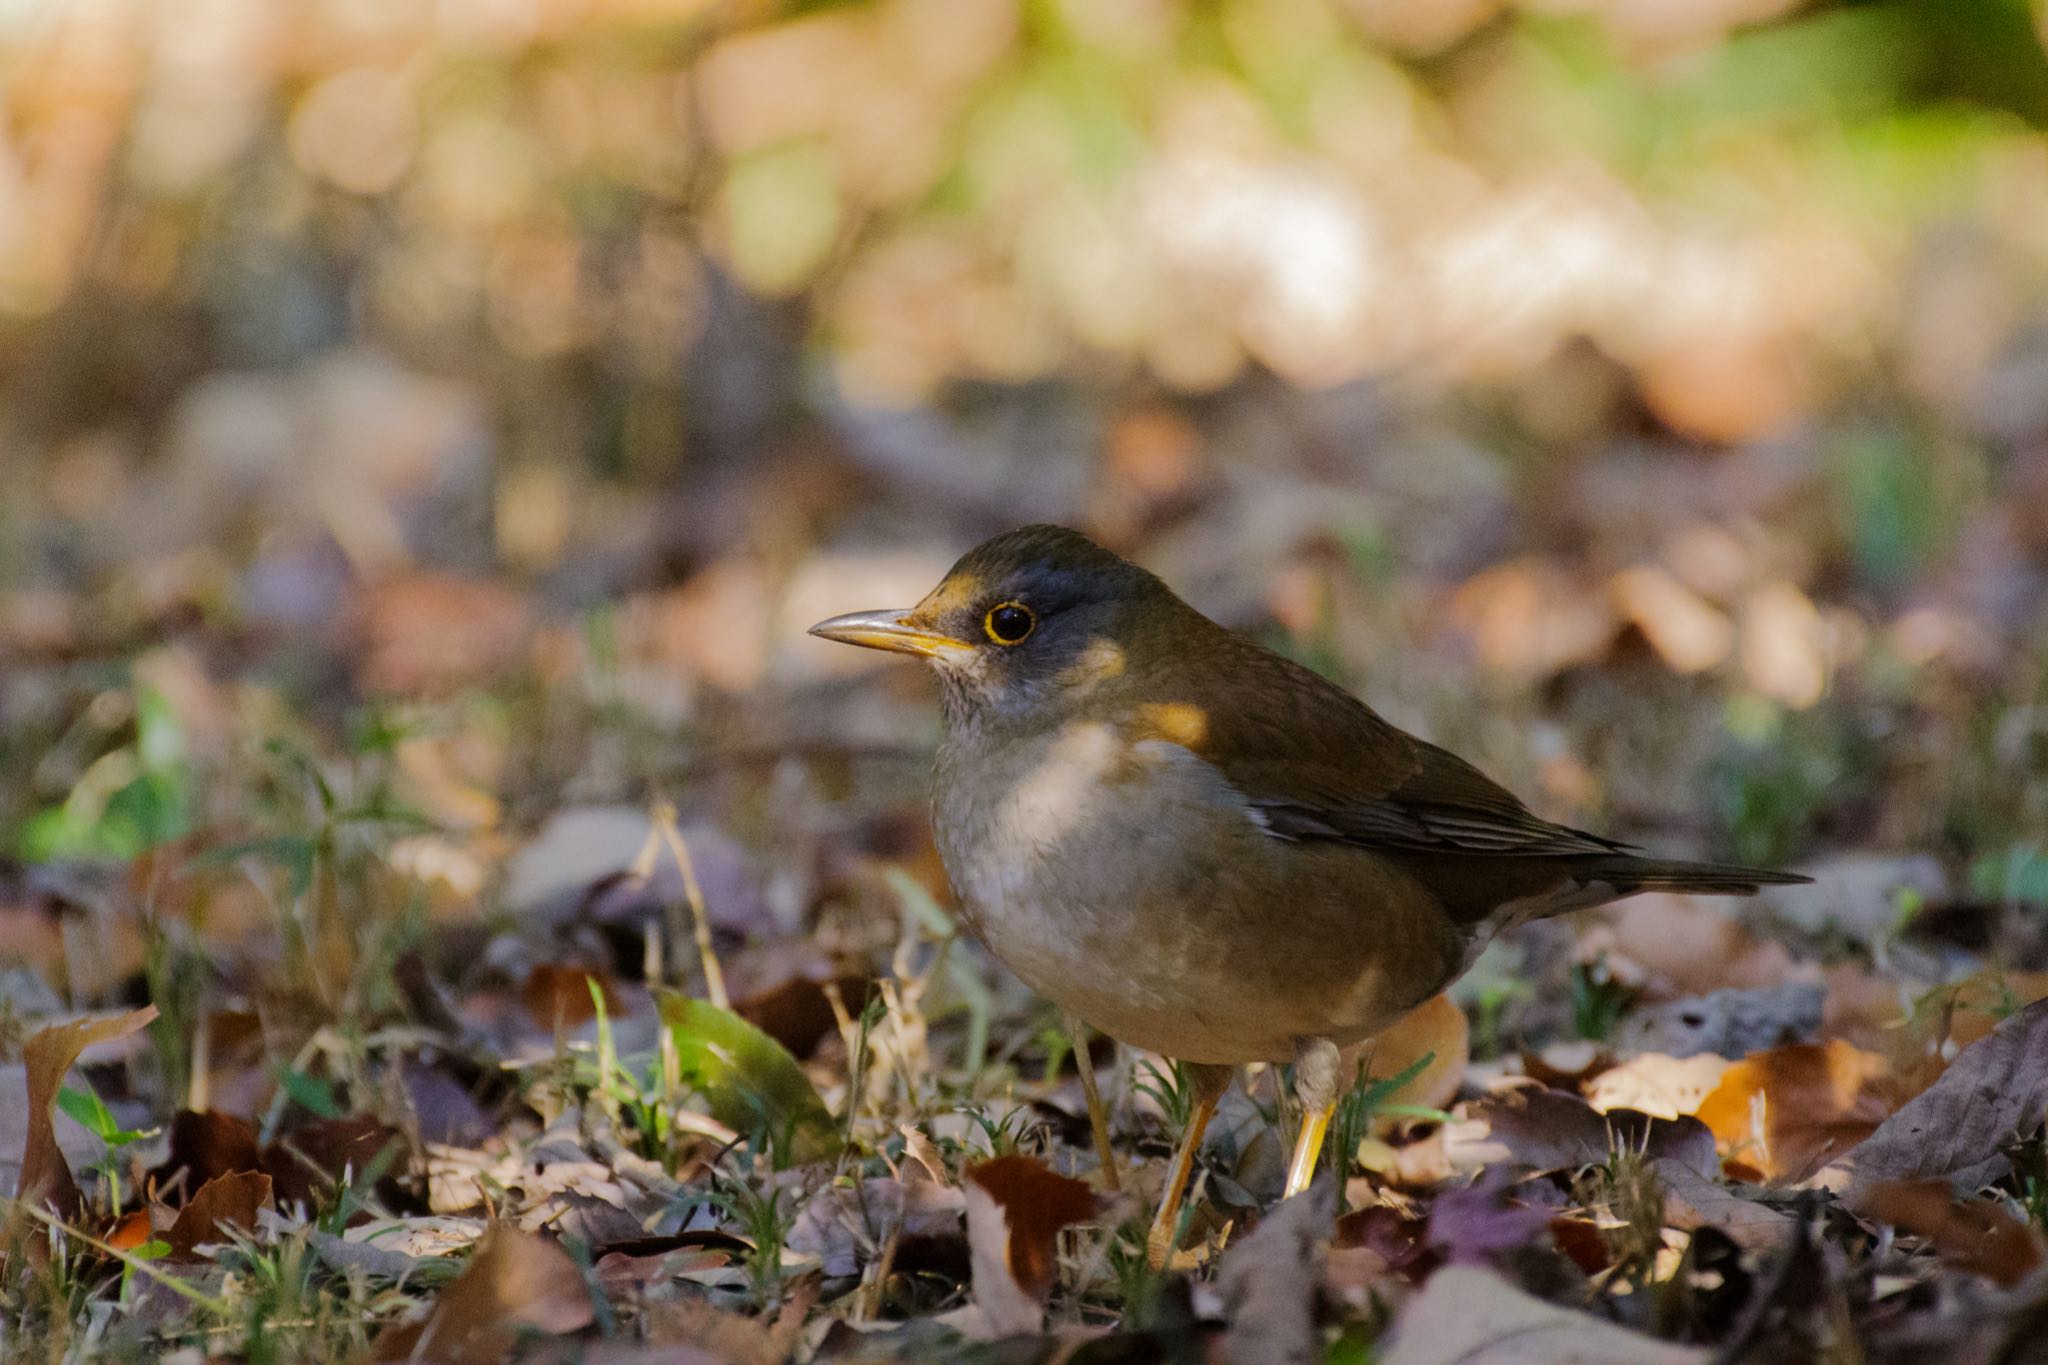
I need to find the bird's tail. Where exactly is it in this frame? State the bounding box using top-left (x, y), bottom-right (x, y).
top-left (1590, 855), bottom-right (1812, 898)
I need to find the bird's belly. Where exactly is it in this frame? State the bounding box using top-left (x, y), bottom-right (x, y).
top-left (936, 731), bottom-right (1463, 1063)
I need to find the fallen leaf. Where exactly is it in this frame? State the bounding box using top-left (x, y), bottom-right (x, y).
top-left (1426, 1168), bottom-right (1556, 1264)
top-left (1216, 1181), bottom-right (1336, 1365)
top-left (1652, 1157), bottom-right (1792, 1252)
top-left (1444, 1086), bottom-right (1718, 1175)
top-left (735, 970), bottom-right (871, 1060)
top-left (152, 1110), bottom-right (262, 1202)
top-left (1364, 992), bottom-right (1469, 1118)
top-left (10, 1007), bottom-right (158, 1220)
top-left (1585, 1052), bottom-right (1730, 1120)
top-left (1861, 1180), bottom-right (2045, 1287)
top-left (1830, 997), bottom-right (2048, 1203)
top-left (1382, 1263), bottom-right (1709, 1364)
top-left (523, 963), bottom-right (618, 1031)
top-left (1695, 1039), bottom-right (1907, 1183)
top-left (356, 573), bottom-right (533, 697)
top-left (264, 1115), bottom-right (409, 1212)
top-left (656, 991), bottom-right (840, 1166)
top-left (1609, 565), bottom-right (1733, 674)
top-left (1592, 896), bottom-right (1799, 997)
top-left (165, 1171), bottom-right (272, 1259)
top-left (644, 1278), bottom-right (816, 1364)
top-left (372, 1225), bottom-right (594, 1363)
top-left (961, 1155), bottom-right (1105, 1336)
top-left (786, 1174), bottom-right (966, 1282)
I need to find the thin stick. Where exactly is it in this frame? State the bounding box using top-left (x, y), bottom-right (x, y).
top-left (11, 1202), bottom-right (231, 1316)
top-left (1064, 1012), bottom-right (1121, 1193)
top-left (653, 799), bottom-right (727, 1009)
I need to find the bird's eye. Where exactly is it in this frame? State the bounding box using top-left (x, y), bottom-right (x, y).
top-left (983, 601), bottom-right (1036, 645)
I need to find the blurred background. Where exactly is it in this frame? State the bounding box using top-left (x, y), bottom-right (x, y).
top-left (5, 0), bottom-right (2048, 1019)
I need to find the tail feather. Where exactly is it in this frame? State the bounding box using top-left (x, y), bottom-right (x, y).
top-left (1591, 856), bottom-right (1812, 898)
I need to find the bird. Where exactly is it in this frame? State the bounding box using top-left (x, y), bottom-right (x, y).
top-left (810, 524), bottom-right (1808, 1267)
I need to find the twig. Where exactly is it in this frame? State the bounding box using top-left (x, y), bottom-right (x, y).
top-left (10, 1201), bottom-right (232, 1316)
top-left (643, 799), bottom-right (728, 1008)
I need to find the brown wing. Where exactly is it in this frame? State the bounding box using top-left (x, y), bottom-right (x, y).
top-left (1158, 632), bottom-right (1630, 860)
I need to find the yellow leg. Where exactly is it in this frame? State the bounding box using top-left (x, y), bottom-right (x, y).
top-left (1284, 1036), bottom-right (1343, 1198)
top-left (1283, 1103), bottom-right (1335, 1197)
top-left (1066, 1012), bottom-right (1120, 1193)
top-left (1145, 1064), bottom-right (1232, 1271)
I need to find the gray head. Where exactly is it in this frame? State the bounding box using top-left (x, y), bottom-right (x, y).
top-left (808, 525), bottom-right (1192, 723)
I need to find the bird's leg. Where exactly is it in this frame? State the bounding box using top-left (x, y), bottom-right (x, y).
top-left (1145, 1062), bottom-right (1233, 1271)
top-left (1064, 1010), bottom-right (1121, 1193)
top-left (1284, 1036), bottom-right (1343, 1198)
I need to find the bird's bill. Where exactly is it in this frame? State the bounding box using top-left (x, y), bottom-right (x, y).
top-left (808, 609), bottom-right (973, 659)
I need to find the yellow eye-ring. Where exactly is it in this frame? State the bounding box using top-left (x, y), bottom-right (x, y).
top-left (983, 601), bottom-right (1036, 645)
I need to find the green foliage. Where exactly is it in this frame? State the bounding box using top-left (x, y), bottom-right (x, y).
top-left (1326, 1051), bottom-right (1446, 1212)
top-left (17, 687), bottom-right (192, 862)
top-left (1132, 1058), bottom-right (1197, 1133)
top-left (1568, 959), bottom-right (1631, 1043)
top-left (655, 990), bottom-right (841, 1167)
top-left (57, 1081), bottom-right (157, 1219)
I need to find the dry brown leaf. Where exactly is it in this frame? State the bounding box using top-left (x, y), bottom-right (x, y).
top-left (1446, 559), bottom-right (1616, 679)
top-left (1924, 971), bottom-right (2048, 1051)
top-left (645, 1278), bottom-right (817, 1365)
top-left (1862, 1180), bottom-right (2045, 1287)
top-left (1585, 1052), bottom-right (1730, 1120)
top-left (1592, 895), bottom-right (1800, 997)
top-left (1382, 1263), bottom-right (1710, 1365)
top-left (961, 1155), bottom-right (1105, 1336)
top-left (357, 573), bottom-right (534, 696)
top-left (1216, 1182), bottom-right (1336, 1365)
top-left (1444, 1086), bottom-right (1718, 1175)
top-left (1652, 1157), bottom-right (1792, 1252)
top-left (264, 1115), bottom-right (409, 1212)
top-left (165, 1171), bottom-right (273, 1259)
top-left (1609, 565), bottom-right (1733, 673)
top-left (152, 1109), bottom-right (263, 1202)
top-left (372, 1225), bottom-right (594, 1364)
top-left (1694, 1039), bottom-right (1908, 1183)
top-left (10, 1007), bottom-right (159, 1221)
top-left (1832, 997), bottom-right (2048, 1203)
top-left (522, 963), bottom-right (618, 1031)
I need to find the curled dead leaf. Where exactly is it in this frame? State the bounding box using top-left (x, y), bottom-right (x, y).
top-left (152, 1109), bottom-right (262, 1202)
top-left (1831, 997), bottom-right (2048, 1203)
top-left (10, 1007), bottom-right (159, 1222)
top-left (1445, 1085), bottom-right (1718, 1175)
top-left (1383, 1263), bottom-right (1709, 1364)
top-left (166, 1171), bottom-right (273, 1259)
top-left (961, 1155), bottom-right (1107, 1336)
top-left (372, 1225), bottom-right (594, 1364)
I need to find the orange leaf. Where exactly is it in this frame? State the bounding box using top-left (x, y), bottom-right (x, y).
top-left (1863, 1180), bottom-right (2045, 1287)
top-left (1694, 1040), bottom-right (1906, 1183)
top-left (105, 1207), bottom-right (164, 1252)
top-left (1365, 993), bottom-right (1469, 1118)
top-left (166, 1171), bottom-right (273, 1259)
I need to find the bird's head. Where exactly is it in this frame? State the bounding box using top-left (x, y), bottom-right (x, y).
top-left (809, 525), bottom-right (1189, 723)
